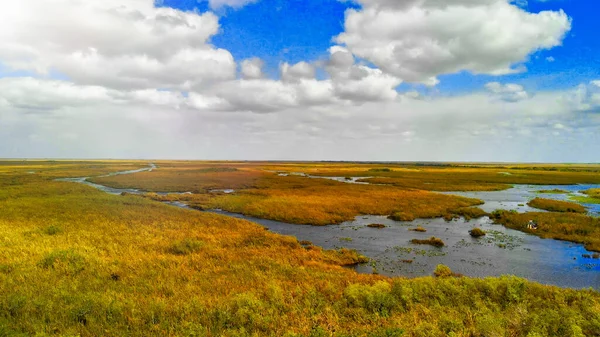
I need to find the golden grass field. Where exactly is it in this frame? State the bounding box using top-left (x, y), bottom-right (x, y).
top-left (2, 161), bottom-right (600, 336)
top-left (527, 198), bottom-right (587, 213)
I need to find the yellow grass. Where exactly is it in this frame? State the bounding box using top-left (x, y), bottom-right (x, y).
top-left (492, 210), bottom-right (600, 252)
top-left (1, 162), bottom-right (600, 336)
top-left (527, 198), bottom-right (587, 213)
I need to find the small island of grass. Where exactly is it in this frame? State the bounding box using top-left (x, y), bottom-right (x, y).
top-left (527, 198), bottom-right (586, 213)
top-left (536, 189), bottom-right (568, 194)
top-left (469, 227), bottom-right (486, 238)
top-left (411, 237), bottom-right (445, 247)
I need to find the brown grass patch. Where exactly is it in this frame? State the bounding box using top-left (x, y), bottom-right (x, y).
top-left (411, 237), bottom-right (445, 247)
top-left (527, 198), bottom-right (586, 213)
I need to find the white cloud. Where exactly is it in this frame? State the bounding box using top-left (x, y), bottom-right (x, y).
top-left (240, 58), bottom-right (265, 79)
top-left (1, 76), bottom-right (599, 161)
top-left (565, 80), bottom-right (600, 113)
top-left (336, 0), bottom-right (571, 84)
top-left (281, 62), bottom-right (316, 82)
top-left (485, 82), bottom-right (530, 102)
top-left (206, 0), bottom-right (259, 9)
top-left (0, 1), bottom-right (235, 90)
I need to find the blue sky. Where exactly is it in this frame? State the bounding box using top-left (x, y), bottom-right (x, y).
top-left (159, 0), bottom-right (600, 94)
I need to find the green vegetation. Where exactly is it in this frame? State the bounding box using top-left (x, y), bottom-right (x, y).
top-left (570, 189), bottom-right (600, 204)
top-left (469, 228), bottom-right (486, 238)
top-left (411, 237), bottom-right (445, 247)
top-left (527, 198), bottom-right (587, 213)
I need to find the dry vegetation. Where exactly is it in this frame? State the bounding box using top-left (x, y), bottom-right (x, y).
top-left (469, 228), bottom-right (486, 238)
top-left (411, 237), bottom-right (445, 247)
top-left (2, 161), bottom-right (600, 335)
top-left (90, 163), bottom-right (269, 193)
top-left (491, 210), bottom-right (600, 252)
top-left (527, 198), bottom-right (587, 213)
top-left (0, 175), bottom-right (596, 336)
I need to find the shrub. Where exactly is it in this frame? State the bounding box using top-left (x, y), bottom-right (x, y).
top-left (434, 264), bottom-right (453, 278)
top-left (344, 281), bottom-right (397, 317)
top-left (411, 237), bottom-right (445, 247)
top-left (469, 228), bottom-right (486, 238)
top-left (169, 238), bottom-right (204, 255)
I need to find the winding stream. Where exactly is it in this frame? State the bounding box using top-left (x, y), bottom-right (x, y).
top-left (57, 165), bottom-right (600, 289)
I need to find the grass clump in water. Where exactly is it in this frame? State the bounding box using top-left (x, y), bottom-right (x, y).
top-left (527, 198), bottom-right (586, 213)
top-left (409, 226), bottom-right (427, 232)
top-left (536, 189), bottom-right (568, 194)
top-left (411, 237), bottom-right (445, 247)
top-left (434, 264), bottom-right (462, 278)
top-left (367, 224), bottom-right (386, 229)
top-left (168, 238), bottom-right (204, 255)
top-left (469, 228), bottom-right (486, 238)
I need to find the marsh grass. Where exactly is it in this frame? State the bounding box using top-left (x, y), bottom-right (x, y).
top-left (536, 189), bottom-right (568, 194)
top-left (469, 228), bottom-right (486, 238)
top-left (2, 161), bottom-right (600, 336)
top-left (168, 238), bottom-right (204, 255)
top-left (492, 210), bottom-right (600, 251)
top-left (43, 224), bottom-right (63, 235)
top-left (367, 224), bottom-right (386, 229)
top-left (527, 198), bottom-right (587, 213)
top-left (411, 237), bottom-right (445, 247)
top-left (409, 226), bottom-right (427, 232)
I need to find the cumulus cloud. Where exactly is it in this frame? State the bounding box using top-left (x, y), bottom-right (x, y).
top-left (281, 62), bottom-right (316, 82)
top-left (336, 0), bottom-right (571, 84)
top-left (0, 1), bottom-right (235, 90)
top-left (240, 58), bottom-right (265, 79)
top-left (485, 82), bottom-right (530, 102)
top-left (566, 80), bottom-right (600, 113)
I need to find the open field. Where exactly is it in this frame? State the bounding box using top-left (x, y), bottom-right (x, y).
top-left (2, 161), bottom-right (600, 336)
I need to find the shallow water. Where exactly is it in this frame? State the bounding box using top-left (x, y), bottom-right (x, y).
top-left (444, 184), bottom-right (600, 216)
top-left (57, 166), bottom-right (600, 289)
top-left (209, 210), bottom-right (600, 289)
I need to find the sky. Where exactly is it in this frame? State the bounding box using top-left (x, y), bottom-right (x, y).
top-left (0, 0), bottom-right (599, 162)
